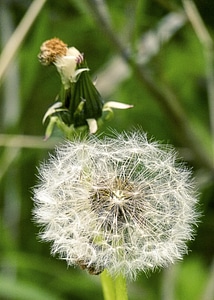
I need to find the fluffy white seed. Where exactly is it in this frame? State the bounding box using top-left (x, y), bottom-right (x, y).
top-left (33, 131), bottom-right (199, 279)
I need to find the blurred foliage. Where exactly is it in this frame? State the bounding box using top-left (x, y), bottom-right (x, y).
top-left (0, 0), bottom-right (214, 299)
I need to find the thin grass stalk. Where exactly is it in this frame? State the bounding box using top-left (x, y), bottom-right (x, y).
top-left (182, 0), bottom-right (214, 163)
top-left (84, 0), bottom-right (214, 170)
top-left (0, 0), bottom-right (47, 84)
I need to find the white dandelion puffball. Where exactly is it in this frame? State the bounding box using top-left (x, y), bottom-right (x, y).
top-left (33, 132), bottom-right (199, 279)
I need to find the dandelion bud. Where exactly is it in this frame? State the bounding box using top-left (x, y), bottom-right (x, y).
top-left (38, 38), bottom-right (133, 137)
top-left (33, 132), bottom-right (199, 279)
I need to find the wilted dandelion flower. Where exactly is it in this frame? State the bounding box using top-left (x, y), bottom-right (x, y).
top-left (33, 131), bottom-right (199, 279)
top-left (38, 37), bottom-right (86, 87)
top-left (38, 37), bottom-right (104, 136)
top-left (38, 38), bottom-right (133, 137)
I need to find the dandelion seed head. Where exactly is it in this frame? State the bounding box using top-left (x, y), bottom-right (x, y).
top-left (33, 131), bottom-right (199, 279)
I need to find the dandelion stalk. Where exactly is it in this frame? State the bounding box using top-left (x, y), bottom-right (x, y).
top-left (100, 270), bottom-right (116, 300)
top-left (101, 270), bottom-right (128, 300)
top-left (114, 273), bottom-right (128, 300)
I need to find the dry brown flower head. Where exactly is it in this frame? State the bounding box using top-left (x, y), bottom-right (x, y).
top-left (38, 38), bottom-right (68, 65)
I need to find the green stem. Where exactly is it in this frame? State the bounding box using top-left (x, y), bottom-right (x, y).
top-left (100, 269), bottom-right (115, 300)
top-left (115, 273), bottom-right (128, 300)
top-left (100, 270), bottom-right (128, 300)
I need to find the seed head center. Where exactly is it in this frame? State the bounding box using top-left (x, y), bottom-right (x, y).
top-left (111, 190), bottom-right (126, 205)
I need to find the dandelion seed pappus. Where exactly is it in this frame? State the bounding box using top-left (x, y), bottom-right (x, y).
top-left (33, 131), bottom-right (199, 279)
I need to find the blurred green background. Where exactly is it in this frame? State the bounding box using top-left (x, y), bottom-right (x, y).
top-left (0, 0), bottom-right (214, 299)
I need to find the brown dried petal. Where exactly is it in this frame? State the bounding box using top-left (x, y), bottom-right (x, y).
top-left (38, 38), bottom-right (68, 65)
